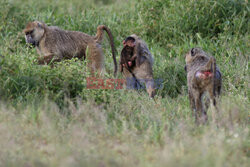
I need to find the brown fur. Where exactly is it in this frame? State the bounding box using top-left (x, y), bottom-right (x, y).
top-left (185, 48), bottom-right (222, 124)
top-left (23, 21), bottom-right (117, 76)
top-left (120, 45), bottom-right (136, 72)
top-left (120, 35), bottom-right (155, 98)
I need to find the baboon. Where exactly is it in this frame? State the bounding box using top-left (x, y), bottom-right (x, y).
top-left (120, 45), bottom-right (136, 72)
top-left (120, 35), bottom-right (155, 98)
top-left (185, 48), bottom-right (222, 124)
top-left (23, 21), bottom-right (117, 76)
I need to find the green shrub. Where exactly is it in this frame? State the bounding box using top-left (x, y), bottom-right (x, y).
top-left (136, 0), bottom-right (249, 45)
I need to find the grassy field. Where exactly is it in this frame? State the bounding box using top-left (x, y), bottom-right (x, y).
top-left (0, 0), bottom-right (249, 166)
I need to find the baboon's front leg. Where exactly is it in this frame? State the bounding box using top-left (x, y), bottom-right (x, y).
top-left (145, 79), bottom-right (155, 98)
top-left (38, 54), bottom-right (59, 65)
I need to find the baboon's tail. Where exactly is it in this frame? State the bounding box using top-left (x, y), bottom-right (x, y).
top-left (205, 56), bottom-right (217, 96)
top-left (204, 57), bottom-right (215, 72)
top-left (95, 25), bottom-right (117, 76)
top-left (211, 57), bottom-right (217, 97)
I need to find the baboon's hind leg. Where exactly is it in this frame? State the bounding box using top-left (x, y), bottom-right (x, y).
top-left (194, 91), bottom-right (207, 124)
top-left (86, 43), bottom-right (105, 77)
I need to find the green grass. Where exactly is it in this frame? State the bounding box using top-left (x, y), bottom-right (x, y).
top-left (0, 0), bottom-right (249, 166)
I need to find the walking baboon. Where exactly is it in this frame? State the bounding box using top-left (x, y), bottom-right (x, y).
top-left (185, 48), bottom-right (222, 124)
top-left (23, 21), bottom-right (117, 76)
top-left (120, 35), bottom-right (155, 98)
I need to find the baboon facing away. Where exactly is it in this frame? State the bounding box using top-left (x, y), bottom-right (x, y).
top-left (120, 34), bottom-right (155, 98)
top-left (185, 48), bottom-right (222, 124)
top-left (23, 21), bottom-right (117, 76)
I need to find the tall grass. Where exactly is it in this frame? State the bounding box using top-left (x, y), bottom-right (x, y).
top-left (0, 0), bottom-right (249, 166)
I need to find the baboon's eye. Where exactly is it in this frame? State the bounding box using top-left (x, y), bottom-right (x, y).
top-left (25, 30), bottom-right (34, 35)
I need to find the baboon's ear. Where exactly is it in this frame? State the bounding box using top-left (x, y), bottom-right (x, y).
top-left (191, 48), bottom-right (195, 56)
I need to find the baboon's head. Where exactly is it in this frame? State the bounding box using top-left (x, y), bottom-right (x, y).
top-left (185, 48), bottom-right (204, 64)
top-left (121, 36), bottom-right (136, 68)
top-left (185, 48), bottom-right (214, 80)
top-left (23, 21), bottom-right (46, 46)
top-left (123, 36), bottom-right (136, 47)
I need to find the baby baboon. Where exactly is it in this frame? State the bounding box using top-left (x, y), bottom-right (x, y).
top-left (120, 35), bottom-right (155, 98)
top-left (185, 48), bottom-right (222, 124)
top-left (120, 45), bottom-right (136, 72)
top-left (23, 21), bottom-right (117, 76)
